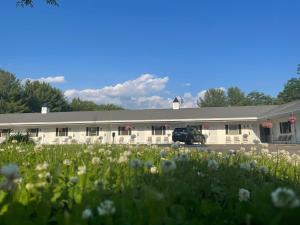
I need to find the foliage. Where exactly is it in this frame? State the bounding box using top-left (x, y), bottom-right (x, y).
top-left (70, 98), bottom-right (123, 111)
top-left (197, 88), bottom-right (227, 107)
top-left (23, 81), bottom-right (69, 113)
top-left (0, 70), bottom-right (28, 113)
top-left (16, 0), bottom-right (59, 7)
top-left (3, 133), bottom-right (34, 145)
top-left (277, 77), bottom-right (300, 104)
top-left (227, 87), bottom-right (247, 106)
top-left (246, 91), bottom-right (275, 105)
top-left (0, 69), bottom-right (122, 113)
top-left (0, 144), bottom-right (299, 225)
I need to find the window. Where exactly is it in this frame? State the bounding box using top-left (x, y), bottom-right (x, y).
top-left (152, 126), bottom-right (166, 135)
top-left (56, 128), bottom-right (68, 137)
top-left (225, 124), bottom-right (242, 135)
top-left (86, 127), bottom-right (99, 136)
top-left (280, 122), bottom-right (291, 134)
top-left (0, 129), bottom-right (10, 137)
top-left (27, 128), bottom-right (39, 137)
top-left (118, 126), bottom-right (132, 136)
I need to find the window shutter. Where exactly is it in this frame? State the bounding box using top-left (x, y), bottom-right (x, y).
top-left (56, 128), bottom-right (58, 136)
top-left (86, 127), bottom-right (89, 136)
top-left (97, 127), bottom-right (99, 136)
top-left (163, 126), bottom-right (166, 135)
top-left (118, 127), bottom-right (121, 135)
top-left (66, 128), bottom-right (68, 136)
top-left (239, 124), bottom-right (242, 135)
top-left (280, 123), bottom-right (282, 134)
top-left (152, 126), bottom-right (154, 135)
top-left (225, 125), bottom-right (228, 135)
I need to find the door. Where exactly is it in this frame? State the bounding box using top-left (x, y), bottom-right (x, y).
top-left (260, 125), bottom-right (271, 143)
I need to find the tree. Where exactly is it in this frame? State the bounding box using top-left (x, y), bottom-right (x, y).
top-left (23, 80), bottom-right (69, 112)
top-left (69, 98), bottom-right (123, 111)
top-left (277, 77), bottom-right (300, 104)
top-left (0, 70), bottom-right (27, 113)
top-left (197, 88), bottom-right (227, 107)
top-left (227, 87), bottom-right (247, 106)
top-left (17, 0), bottom-right (58, 7)
top-left (246, 91), bottom-right (274, 105)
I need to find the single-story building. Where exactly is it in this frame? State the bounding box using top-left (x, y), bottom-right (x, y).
top-left (0, 98), bottom-right (299, 145)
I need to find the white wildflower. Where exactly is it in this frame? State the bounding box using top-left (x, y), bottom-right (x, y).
top-left (161, 160), bottom-right (176, 173)
top-left (259, 166), bottom-right (269, 175)
top-left (240, 163), bottom-right (251, 171)
top-left (25, 183), bottom-right (35, 191)
top-left (70, 176), bottom-right (79, 184)
top-left (35, 162), bottom-right (49, 171)
top-left (271, 187), bottom-right (300, 208)
top-left (0, 164), bottom-right (20, 180)
top-left (130, 159), bottom-right (142, 169)
top-left (97, 200), bottom-right (116, 216)
top-left (239, 188), bottom-right (250, 202)
top-left (63, 159), bottom-right (72, 166)
top-left (91, 157), bottom-right (101, 165)
top-left (150, 166), bottom-right (158, 174)
top-left (77, 165), bottom-right (87, 175)
top-left (207, 159), bottom-right (219, 170)
top-left (82, 208), bottom-right (93, 219)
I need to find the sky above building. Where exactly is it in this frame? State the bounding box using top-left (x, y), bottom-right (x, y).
top-left (0, 0), bottom-right (299, 108)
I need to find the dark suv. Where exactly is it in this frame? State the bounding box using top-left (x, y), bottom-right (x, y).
top-left (172, 127), bottom-right (206, 145)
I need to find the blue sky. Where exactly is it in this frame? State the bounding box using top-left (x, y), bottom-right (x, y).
top-left (0, 0), bottom-right (299, 108)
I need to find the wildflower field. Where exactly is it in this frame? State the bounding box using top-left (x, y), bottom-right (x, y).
top-left (0, 144), bottom-right (300, 225)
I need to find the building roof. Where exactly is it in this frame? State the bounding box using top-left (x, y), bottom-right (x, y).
top-left (260, 100), bottom-right (300, 119)
top-left (0, 105), bottom-right (278, 126)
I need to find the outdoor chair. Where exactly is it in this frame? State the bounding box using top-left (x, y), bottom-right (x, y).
top-left (286, 135), bottom-right (293, 143)
top-left (156, 136), bottom-right (161, 144)
top-left (164, 136), bottom-right (169, 144)
top-left (234, 136), bottom-right (240, 144)
top-left (119, 137), bottom-right (124, 144)
top-left (147, 137), bottom-right (152, 145)
top-left (226, 136), bottom-right (232, 144)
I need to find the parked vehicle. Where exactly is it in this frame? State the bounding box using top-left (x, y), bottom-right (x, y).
top-left (172, 126), bottom-right (206, 145)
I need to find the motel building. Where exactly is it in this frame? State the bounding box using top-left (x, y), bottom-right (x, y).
top-left (0, 98), bottom-right (299, 145)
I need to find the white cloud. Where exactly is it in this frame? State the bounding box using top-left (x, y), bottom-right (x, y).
top-left (64, 74), bottom-right (170, 108)
top-left (64, 73), bottom-right (227, 109)
top-left (23, 76), bottom-right (65, 84)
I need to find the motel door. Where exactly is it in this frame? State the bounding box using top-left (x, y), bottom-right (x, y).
top-left (260, 125), bottom-right (271, 143)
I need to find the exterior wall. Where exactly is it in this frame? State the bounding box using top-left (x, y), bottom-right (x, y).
top-left (270, 113), bottom-right (300, 143)
top-left (0, 121), bottom-right (262, 145)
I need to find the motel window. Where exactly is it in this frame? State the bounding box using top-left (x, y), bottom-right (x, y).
top-left (27, 128), bottom-right (39, 137)
top-left (280, 122), bottom-right (291, 134)
top-left (56, 128), bottom-right (68, 137)
top-left (118, 126), bottom-right (132, 136)
top-left (86, 127), bottom-right (99, 136)
top-left (225, 124), bottom-right (242, 135)
top-left (152, 126), bottom-right (166, 135)
top-left (0, 129), bottom-right (11, 137)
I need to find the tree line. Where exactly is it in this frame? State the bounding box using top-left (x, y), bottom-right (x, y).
top-left (0, 69), bottom-right (123, 114)
top-left (198, 76), bottom-right (300, 107)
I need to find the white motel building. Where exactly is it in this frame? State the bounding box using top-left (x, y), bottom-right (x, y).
top-left (0, 98), bottom-right (299, 145)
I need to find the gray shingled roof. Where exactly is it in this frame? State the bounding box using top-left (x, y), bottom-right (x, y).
top-left (0, 105), bottom-right (277, 125)
top-left (260, 100), bottom-right (300, 119)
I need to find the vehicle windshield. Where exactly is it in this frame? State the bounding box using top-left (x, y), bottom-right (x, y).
top-left (174, 128), bottom-right (188, 132)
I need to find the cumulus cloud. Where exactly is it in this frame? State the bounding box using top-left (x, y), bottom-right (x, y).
top-left (64, 74), bottom-right (170, 108)
top-left (64, 73), bottom-right (226, 109)
top-left (23, 76), bottom-right (65, 84)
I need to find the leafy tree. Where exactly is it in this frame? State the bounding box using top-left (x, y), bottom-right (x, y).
top-left (0, 70), bottom-right (27, 113)
top-left (23, 80), bottom-right (69, 112)
top-left (17, 0), bottom-right (58, 7)
top-left (246, 91), bottom-right (274, 105)
top-left (197, 88), bottom-right (227, 107)
top-left (227, 87), bottom-right (247, 106)
top-left (69, 98), bottom-right (123, 111)
top-left (277, 77), bottom-right (300, 104)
